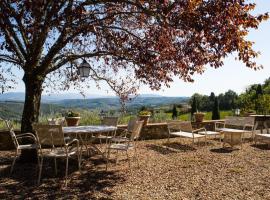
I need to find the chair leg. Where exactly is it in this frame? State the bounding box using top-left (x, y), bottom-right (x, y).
top-left (134, 147), bottom-right (139, 168)
top-left (65, 156), bottom-right (69, 187)
top-left (38, 157), bottom-right (43, 185)
top-left (77, 151), bottom-right (81, 171)
top-left (106, 148), bottom-right (111, 171)
top-left (36, 152), bottom-right (40, 177)
top-left (54, 157), bottom-right (57, 175)
top-left (10, 150), bottom-right (18, 175)
top-left (115, 150), bottom-right (119, 165)
top-left (126, 151), bottom-right (130, 168)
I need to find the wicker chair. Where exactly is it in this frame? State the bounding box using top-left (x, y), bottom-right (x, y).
top-left (33, 124), bottom-right (81, 186)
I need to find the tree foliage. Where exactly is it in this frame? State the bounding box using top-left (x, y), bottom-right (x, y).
top-left (191, 96), bottom-right (198, 114)
top-left (190, 90), bottom-right (238, 112)
top-left (172, 104), bottom-right (178, 119)
top-left (0, 0), bottom-right (268, 132)
top-left (212, 97), bottom-right (220, 120)
top-left (237, 77), bottom-right (270, 114)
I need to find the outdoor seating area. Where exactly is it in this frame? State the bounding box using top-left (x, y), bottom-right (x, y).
top-left (1, 116), bottom-right (270, 198)
top-left (0, 1), bottom-right (269, 199)
top-left (1, 135), bottom-right (270, 199)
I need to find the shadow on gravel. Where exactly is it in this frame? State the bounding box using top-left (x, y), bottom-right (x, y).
top-left (0, 153), bottom-right (125, 199)
top-left (146, 142), bottom-right (196, 155)
top-left (210, 148), bottom-right (238, 153)
top-left (250, 144), bottom-right (270, 150)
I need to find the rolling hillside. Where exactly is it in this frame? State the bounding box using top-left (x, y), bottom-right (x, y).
top-left (0, 93), bottom-right (189, 120)
top-left (55, 96), bottom-right (188, 110)
top-left (0, 101), bottom-right (65, 121)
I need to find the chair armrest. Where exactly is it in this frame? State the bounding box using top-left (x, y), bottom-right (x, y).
top-left (192, 128), bottom-right (206, 133)
top-left (243, 124), bottom-right (254, 131)
top-left (117, 127), bottom-right (127, 131)
top-left (16, 133), bottom-right (38, 142)
top-left (65, 138), bottom-right (79, 146)
top-left (215, 122), bottom-right (225, 130)
top-left (117, 129), bottom-right (129, 137)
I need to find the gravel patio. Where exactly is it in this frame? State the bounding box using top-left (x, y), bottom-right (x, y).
top-left (0, 138), bottom-right (270, 199)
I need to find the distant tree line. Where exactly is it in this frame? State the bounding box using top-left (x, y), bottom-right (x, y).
top-left (189, 77), bottom-right (270, 115)
top-left (238, 77), bottom-right (270, 114)
top-left (190, 90), bottom-right (238, 112)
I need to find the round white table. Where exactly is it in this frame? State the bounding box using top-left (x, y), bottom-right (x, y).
top-left (63, 125), bottom-right (117, 157)
top-left (221, 128), bottom-right (244, 148)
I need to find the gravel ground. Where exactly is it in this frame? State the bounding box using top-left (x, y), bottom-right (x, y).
top-left (0, 138), bottom-right (270, 200)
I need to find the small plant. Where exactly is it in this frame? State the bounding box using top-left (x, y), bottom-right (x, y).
top-left (138, 110), bottom-right (151, 116)
top-left (66, 111), bottom-right (80, 117)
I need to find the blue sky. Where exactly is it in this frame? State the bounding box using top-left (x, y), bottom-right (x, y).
top-left (141, 0), bottom-right (270, 97)
top-left (10, 1), bottom-right (270, 97)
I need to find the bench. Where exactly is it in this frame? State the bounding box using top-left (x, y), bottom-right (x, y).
top-left (167, 121), bottom-right (219, 145)
top-left (215, 116), bottom-right (255, 139)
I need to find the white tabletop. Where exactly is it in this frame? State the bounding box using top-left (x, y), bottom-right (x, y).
top-left (63, 125), bottom-right (117, 134)
top-left (216, 128), bottom-right (245, 133)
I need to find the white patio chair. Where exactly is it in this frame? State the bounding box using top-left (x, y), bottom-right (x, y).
top-left (48, 118), bottom-right (72, 142)
top-left (95, 117), bottom-right (118, 150)
top-left (47, 118), bottom-right (66, 126)
top-left (111, 118), bottom-right (137, 143)
top-left (106, 121), bottom-right (144, 170)
top-left (0, 118), bottom-right (39, 175)
top-left (33, 124), bottom-right (81, 186)
top-left (167, 120), bottom-right (206, 146)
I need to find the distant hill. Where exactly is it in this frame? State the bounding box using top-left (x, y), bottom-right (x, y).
top-left (0, 94), bottom-right (189, 120)
top-left (0, 92), bottom-right (166, 102)
top-left (0, 101), bottom-right (65, 121)
top-left (0, 92), bottom-right (113, 102)
top-left (56, 96), bottom-right (188, 110)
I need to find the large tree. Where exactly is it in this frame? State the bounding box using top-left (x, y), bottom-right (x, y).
top-left (0, 1), bottom-right (268, 160)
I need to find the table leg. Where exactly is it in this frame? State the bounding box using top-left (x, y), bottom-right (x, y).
top-left (264, 121), bottom-right (269, 134)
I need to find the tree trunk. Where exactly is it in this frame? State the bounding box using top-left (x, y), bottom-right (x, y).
top-left (20, 73), bottom-right (44, 162)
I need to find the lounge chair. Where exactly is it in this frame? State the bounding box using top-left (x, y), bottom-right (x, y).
top-left (167, 120), bottom-right (207, 145)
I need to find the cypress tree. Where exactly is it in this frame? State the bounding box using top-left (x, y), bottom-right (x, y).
top-left (255, 84), bottom-right (264, 113)
top-left (191, 97), bottom-right (198, 120)
top-left (172, 105), bottom-right (178, 119)
top-left (212, 97), bottom-right (220, 120)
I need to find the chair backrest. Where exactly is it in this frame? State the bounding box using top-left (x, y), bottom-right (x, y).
top-left (102, 117), bottom-right (118, 126)
top-left (167, 120), bottom-right (182, 131)
top-left (48, 118), bottom-right (65, 126)
top-left (33, 124), bottom-right (65, 147)
top-left (130, 121), bottom-right (144, 141)
top-left (225, 116), bottom-right (255, 127)
top-left (127, 118), bottom-right (137, 133)
top-left (178, 121), bottom-right (193, 132)
top-left (3, 119), bottom-right (19, 149)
